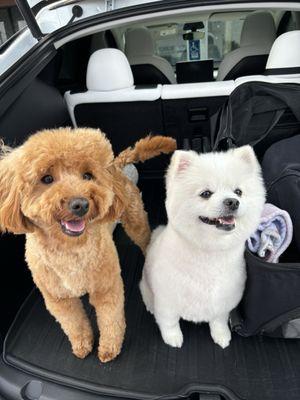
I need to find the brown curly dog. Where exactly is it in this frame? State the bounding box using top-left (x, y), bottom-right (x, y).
top-left (0, 127), bottom-right (176, 362)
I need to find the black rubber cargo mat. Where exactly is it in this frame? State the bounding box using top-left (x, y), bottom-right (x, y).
top-left (3, 179), bottom-right (300, 400)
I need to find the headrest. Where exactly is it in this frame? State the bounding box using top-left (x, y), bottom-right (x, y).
top-left (266, 30), bottom-right (300, 72)
top-left (86, 48), bottom-right (134, 91)
top-left (240, 11), bottom-right (276, 48)
top-left (125, 27), bottom-right (155, 58)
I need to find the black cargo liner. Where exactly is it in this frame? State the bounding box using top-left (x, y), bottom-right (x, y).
top-left (3, 178), bottom-right (300, 400)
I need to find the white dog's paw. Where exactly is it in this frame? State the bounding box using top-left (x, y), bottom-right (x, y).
top-left (210, 325), bottom-right (231, 349)
top-left (161, 326), bottom-right (183, 348)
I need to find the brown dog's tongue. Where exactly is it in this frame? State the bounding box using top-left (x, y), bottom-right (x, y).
top-left (63, 220), bottom-right (85, 232)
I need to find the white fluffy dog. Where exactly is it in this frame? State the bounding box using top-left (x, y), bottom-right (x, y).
top-left (140, 146), bottom-right (265, 349)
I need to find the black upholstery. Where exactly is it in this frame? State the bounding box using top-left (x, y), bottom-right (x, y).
top-left (223, 54), bottom-right (269, 81)
top-left (163, 96), bottom-right (228, 151)
top-left (131, 64), bottom-right (171, 85)
top-left (0, 79), bottom-right (71, 146)
top-left (73, 94), bottom-right (229, 170)
top-left (104, 30), bottom-right (118, 48)
top-left (74, 100), bottom-right (171, 172)
top-left (74, 100), bottom-right (164, 153)
top-left (56, 35), bottom-right (92, 93)
top-left (277, 11), bottom-right (293, 36)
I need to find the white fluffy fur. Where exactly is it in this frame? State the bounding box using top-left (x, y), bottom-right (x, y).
top-left (140, 146), bottom-right (266, 348)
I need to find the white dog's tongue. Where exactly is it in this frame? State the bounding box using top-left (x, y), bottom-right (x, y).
top-left (218, 216), bottom-right (235, 225)
top-left (64, 220), bottom-right (85, 232)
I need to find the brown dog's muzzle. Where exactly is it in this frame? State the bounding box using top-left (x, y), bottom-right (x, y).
top-left (59, 197), bottom-right (90, 237)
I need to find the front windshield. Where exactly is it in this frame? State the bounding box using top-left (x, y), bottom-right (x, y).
top-left (147, 12), bottom-right (249, 71)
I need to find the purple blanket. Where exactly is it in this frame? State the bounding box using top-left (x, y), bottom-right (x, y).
top-left (247, 203), bottom-right (293, 263)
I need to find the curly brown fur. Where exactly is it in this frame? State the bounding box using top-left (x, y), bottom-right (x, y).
top-left (0, 128), bottom-right (175, 362)
top-left (114, 135), bottom-right (176, 168)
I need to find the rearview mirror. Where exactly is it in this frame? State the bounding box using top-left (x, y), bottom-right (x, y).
top-left (182, 21), bottom-right (205, 41)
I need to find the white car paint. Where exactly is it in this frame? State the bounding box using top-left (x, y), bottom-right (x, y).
top-left (0, 1), bottom-right (300, 77)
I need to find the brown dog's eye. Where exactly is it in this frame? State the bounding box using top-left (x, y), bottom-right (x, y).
top-left (83, 172), bottom-right (93, 181)
top-left (41, 175), bottom-right (54, 184)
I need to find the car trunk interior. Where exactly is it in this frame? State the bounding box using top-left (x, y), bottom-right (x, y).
top-left (1, 26), bottom-right (300, 400)
top-left (3, 176), bottom-right (300, 400)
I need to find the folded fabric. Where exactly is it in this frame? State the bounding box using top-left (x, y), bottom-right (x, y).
top-left (247, 203), bottom-right (293, 263)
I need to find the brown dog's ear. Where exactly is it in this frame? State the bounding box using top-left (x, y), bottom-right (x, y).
top-left (102, 166), bottom-right (126, 223)
top-left (0, 145), bottom-right (33, 234)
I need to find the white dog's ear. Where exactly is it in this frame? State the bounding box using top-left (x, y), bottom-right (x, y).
top-left (166, 150), bottom-right (198, 187)
top-left (168, 150), bottom-right (193, 177)
top-left (233, 145), bottom-right (260, 172)
top-left (170, 150), bottom-right (196, 172)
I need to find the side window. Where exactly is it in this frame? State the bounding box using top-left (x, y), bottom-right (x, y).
top-left (0, 1), bottom-right (25, 45)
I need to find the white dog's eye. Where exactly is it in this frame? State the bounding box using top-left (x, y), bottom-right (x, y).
top-left (200, 190), bottom-right (213, 199)
top-left (41, 175), bottom-right (54, 184)
top-left (83, 172), bottom-right (94, 181)
top-left (234, 188), bottom-right (242, 197)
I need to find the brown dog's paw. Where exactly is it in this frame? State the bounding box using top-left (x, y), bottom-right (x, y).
top-left (98, 343), bottom-right (121, 363)
top-left (71, 333), bottom-right (94, 359)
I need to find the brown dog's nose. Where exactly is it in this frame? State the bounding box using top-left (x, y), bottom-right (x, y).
top-left (68, 197), bottom-right (89, 217)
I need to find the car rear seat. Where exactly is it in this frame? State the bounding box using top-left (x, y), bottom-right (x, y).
top-left (159, 29), bottom-right (300, 151)
top-left (124, 27), bottom-right (176, 85)
top-left (217, 11), bottom-right (276, 81)
top-left (161, 80), bottom-right (235, 152)
top-left (66, 33), bottom-right (299, 157)
top-left (65, 48), bottom-right (237, 154)
top-left (235, 30), bottom-right (300, 86)
top-left (64, 48), bottom-right (164, 158)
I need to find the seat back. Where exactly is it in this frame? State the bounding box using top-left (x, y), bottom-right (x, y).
top-left (64, 48), bottom-right (167, 171)
top-left (217, 11), bottom-right (276, 81)
top-left (125, 27), bottom-right (176, 85)
top-left (235, 30), bottom-right (300, 86)
top-left (64, 49), bottom-right (238, 164)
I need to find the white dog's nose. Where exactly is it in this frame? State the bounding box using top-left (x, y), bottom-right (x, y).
top-left (223, 198), bottom-right (239, 211)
